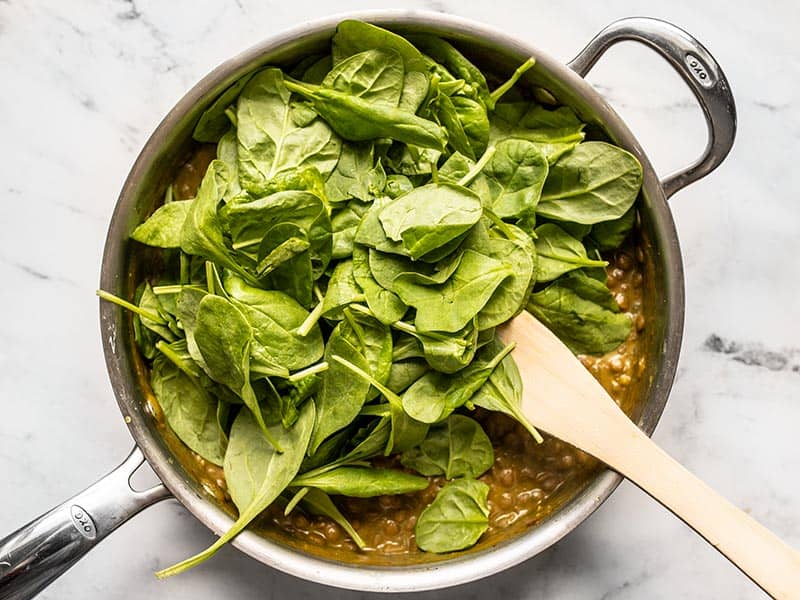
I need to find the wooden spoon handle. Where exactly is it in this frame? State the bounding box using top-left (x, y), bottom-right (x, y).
top-left (499, 312), bottom-right (800, 598)
top-left (595, 423), bottom-right (800, 599)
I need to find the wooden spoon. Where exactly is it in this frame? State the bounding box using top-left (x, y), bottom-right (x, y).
top-left (497, 311), bottom-right (800, 599)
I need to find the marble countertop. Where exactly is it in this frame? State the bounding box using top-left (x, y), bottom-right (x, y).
top-left (1, 1), bottom-right (798, 598)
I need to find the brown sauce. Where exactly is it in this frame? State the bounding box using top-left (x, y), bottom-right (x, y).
top-left (139, 145), bottom-right (647, 565)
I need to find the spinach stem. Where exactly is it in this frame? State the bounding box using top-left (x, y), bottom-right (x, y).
top-left (164, 184), bottom-right (174, 205)
top-left (359, 403), bottom-right (391, 417)
top-left (224, 106), bottom-right (237, 127)
top-left (179, 252), bottom-right (190, 285)
top-left (489, 57), bottom-right (536, 106)
top-left (232, 238), bottom-right (260, 251)
top-left (250, 363), bottom-right (289, 378)
top-left (330, 354), bottom-right (403, 408)
top-left (155, 340), bottom-right (201, 379)
top-left (152, 284), bottom-right (185, 295)
top-left (390, 318), bottom-right (469, 348)
top-left (283, 487), bottom-right (309, 516)
top-left (297, 298), bottom-right (324, 337)
top-left (96, 290), bottom-right (166, 324)
top-left (288, 361), bottom-right (329, 382)
top-left (483, 208), bottom-right (515, 239)
top-left (458, 145), bottom-right (496, 187)
top-left (205, 262), bottom-right (215, 295)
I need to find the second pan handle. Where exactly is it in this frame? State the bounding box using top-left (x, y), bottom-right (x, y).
top-left (568, 17), bottom-right (737, 198)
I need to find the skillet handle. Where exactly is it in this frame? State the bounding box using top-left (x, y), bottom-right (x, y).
top-left (0, 447), bottom-right (171, 600)
top-left (567, 17), bottom-right (737, 198)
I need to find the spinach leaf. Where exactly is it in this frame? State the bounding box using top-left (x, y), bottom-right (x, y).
top-left (325, 142), bottom-right (386, 204)
top-left (193, 71), bottom-right (255, 143)
top-left (589, 204), bottom-right (636, 250)
top-left (216, 130), bottom-right (242, 199)
top-left (385, 143), bottom-right (442, 176)
top-left (320, 259), bottom-right (364, 319)
top-left (332, 20), bottom-right (429, 75)
top-left (256, 223), bottom-right (314, 306)
top-left (384, 174), bottom-right (414, 198)
top-left (467, 342), bottom-right (528, 417)
top-left (483, 139), bottom-right (548, 219)
top-left (415, 478), bottom-right (490, 553)
top-left (401, 342), bottom-right (514, 423)
top-left (490, 102), bottom-right (585, 163)
top-left (393, 249), bottom-right (513, 333)
top-left (131, 201), bottom-right (192, 248)
top-left (308, 324), bottom-right (371, 454)
top-left (224, 274), bottom-right (324, 371)
top-left (470, 338), bottom-right (543, 442)
top-left (387, 359), bottom-right (428, 394)
top-left (330, 355), bottom-right (428, 455)
top-left (151, 355), bottom-right (227, 466)
top-left (353, 196), bottom-right (410, 257)
top-left (300, 55), bottom-right (333, 85)
top-left (285, 80), bottom-right (447, 151)
top-left (469, 223), bottom-right (536, 330)
top-left (401, 414), bottom-right (493, 479)
top-left (534, 223), bottom-right (607, 282)
top-left (236, 68), bottom-right (341, 195)
top-left (277, 374), bottom-right (318, 429)
top-left (180, 160), bottom-right (256, 284)
top-left (220, 190), bottom-right (332, 278)
top-left (323, 49), bottom-right (404, 108)
top-left (527, 270), bottom-right (631, 355)
top-left (352, 246), bottom-right (407, 325)
top-left (537, 141), bottom-right (642, 225)
top-left (255, 226), bottom-right (311, 277)
top-left (299, 488), bottom-right (366, 549)
top-left (406, 35), bottom-right (491, 108)
top-left (292, 466), bottom-right (428, 497)
top-left (331, 200), bottom-right (370, 259)
top-left (393, 317), bottom-right (480, 374)
top-left (378, 183), bottom-right (482, 259)
top-left (451, 96), bottom-right (490, 157)
top-left (256, 222), bottom-right (313, 306)
top-left (193, 295), bottom-right (280, 449)
top-left (390, 250), bottom-right (463, 288)
top-left (155, 400), bottom-right (314, 578)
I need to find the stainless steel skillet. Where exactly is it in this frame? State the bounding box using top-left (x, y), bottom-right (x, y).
top-left (0, 12), bottom-right (735, 598)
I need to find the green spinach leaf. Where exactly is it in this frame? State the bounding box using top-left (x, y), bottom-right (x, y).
top-left (401, 414), bottom-right (493, 479)
top-left (155, 400), bottom-right (314, 577)
top-left (292, 466), bottom-right (428, 497)
top-left (537, 141), bottom-right (642, 225)
top-left (534, 223), bottom-right (607, 282)
top-left (151, 355), bottom-right (227, 466)
top-left (236, 68), bottom-right (341, 195)
top-left (415, 478), bottom-right (490, 553)
top-left (527, 270), bottom-right (631, 355)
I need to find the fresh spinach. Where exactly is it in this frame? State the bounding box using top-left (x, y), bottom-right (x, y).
top-left (103, 19), bottom-right (648, 569)
top-left (534, 222), bottom-right (607, 282)
top-left (151, 355), bottom-right (227, 466)
top-left (236, 68), bottom-right (341, 195)
top-left (538, 141), bottom-right (642, 224)
top-left (415, 478), bottom-right (490, 553)
top-left (527, 270), bottom-right (632, 355)
top-left (401, 414), bottom-right (493, 479)
top-left (292, 466), bottom-right (428, 497)
top-left (155, 400), bottom-right (314, 577)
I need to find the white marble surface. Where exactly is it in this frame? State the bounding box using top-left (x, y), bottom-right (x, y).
top-left (1, 1), bottom-right (798, 598)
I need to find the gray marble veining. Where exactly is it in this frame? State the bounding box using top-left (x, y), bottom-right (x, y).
top-left (1, 1), bottom-right (798, 598)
